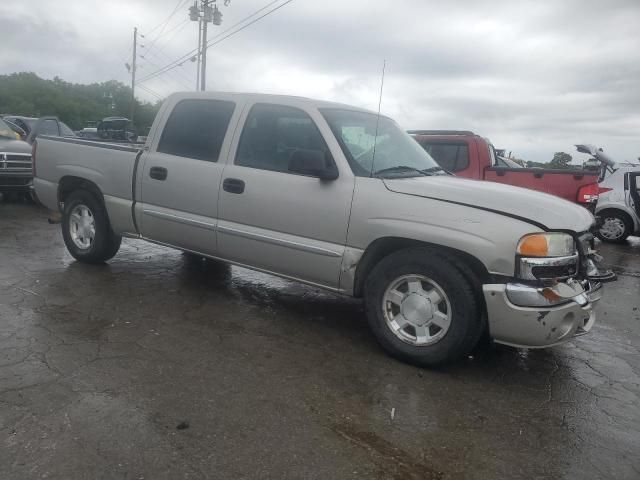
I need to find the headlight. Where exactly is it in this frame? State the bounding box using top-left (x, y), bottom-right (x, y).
top-left (517, 233), bottom-right (576, 257)
top-left (517, 233), bottom-right (578, 281)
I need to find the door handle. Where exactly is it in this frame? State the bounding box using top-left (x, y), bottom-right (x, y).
top-left (149, 166), bottom-right (168, 181)
top-left (223, 178), bottom-right (245, 194)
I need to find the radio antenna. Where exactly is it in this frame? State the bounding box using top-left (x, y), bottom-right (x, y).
top-left (369, 59), bottom-right (386, 177)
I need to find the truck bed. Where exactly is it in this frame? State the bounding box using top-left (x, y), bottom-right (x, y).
top-left (483, 166), bottom-right (598, 203)
top-left (33, 136), bottom-right (141, 234)
top-left (411, 132), bottom-right (600, 205)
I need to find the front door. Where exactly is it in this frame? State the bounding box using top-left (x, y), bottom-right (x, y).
top-left (138, 98), bottom-right (237, 255)
top-left (217, 103), bottom-right (354, 289)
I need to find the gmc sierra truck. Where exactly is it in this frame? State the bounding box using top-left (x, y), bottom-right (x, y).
top-left (0, 117), bottom-right (33, 199)
top-left (410, 130), bottom-right (602, 208)
top-left (34, 92), bottom-right (613, 366)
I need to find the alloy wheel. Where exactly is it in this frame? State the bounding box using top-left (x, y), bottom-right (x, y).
top-left (382, 274), bottom-right (452, 346)
top-left (69, 204), bottom-right (96, 250)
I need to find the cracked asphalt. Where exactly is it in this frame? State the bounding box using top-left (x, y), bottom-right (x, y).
top-left (1, 201), bottom-right (639, 480)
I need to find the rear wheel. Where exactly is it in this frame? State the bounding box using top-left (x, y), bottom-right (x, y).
top-left (62, 190), bottom-right (121, 263)
top-left (596, 210), bottom-right (632, 243)
top-left (364, 248), bottom-right (482, 367)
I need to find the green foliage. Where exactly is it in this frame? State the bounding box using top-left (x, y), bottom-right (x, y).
top-left (549, 151), bottom-right (572, 169)
top-left (525, 152), bottom-right (575, 170)
top-left (0, 72), bottom-right (162, 135)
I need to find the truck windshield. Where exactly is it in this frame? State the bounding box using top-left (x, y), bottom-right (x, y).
top-left (0, 119), bottom-right (18, 140)
top-left (321, 108), bottom-right (442, 177)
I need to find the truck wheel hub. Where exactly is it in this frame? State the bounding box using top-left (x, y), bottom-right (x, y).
top-left (600, 217), bottom-right (625, 239)
top-left (69, 204), bottom-right (96, 250)
top-left (401, 293), bottom-right (434, 326)
top-left (383, 274), bottom-right (452, 346)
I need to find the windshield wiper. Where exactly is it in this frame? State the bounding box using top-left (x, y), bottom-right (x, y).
top-left (420, 166), bottom-right (449, 174)
top-left (373, 166), bottom-right (427, 177)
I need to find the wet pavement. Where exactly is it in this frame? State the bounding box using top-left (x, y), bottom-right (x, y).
top-left (1, 201), bottom-right (639, 480)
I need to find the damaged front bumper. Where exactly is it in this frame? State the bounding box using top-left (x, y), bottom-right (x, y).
top-left (483, 280), bottom-right (603, 348)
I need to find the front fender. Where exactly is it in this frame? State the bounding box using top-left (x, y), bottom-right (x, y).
top-left (347, 178), bottom-right (539, 278)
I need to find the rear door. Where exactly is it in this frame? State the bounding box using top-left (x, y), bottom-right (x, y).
top-left (627, 172), bottom-right (640, 219)
top-left (216, 102), bottom-right (354, 289)
top-left (138, 98), bottom-right (239, 255)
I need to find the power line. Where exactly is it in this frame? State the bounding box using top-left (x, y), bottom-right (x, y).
top-left (139, 54), bottom-right (193, 89)
top-left (138, 84), bottom-right (164, 101)
top-left (136, 0), bottom-right (291, 85)
top-left (115, 1), bottom-right (189, 86)
top-left (137, 0), bottom-right (284, 85)
top-left (143, 0), bottom-right (191, 38)
top-left (140, 51), bottom-right (194, 88)
top-left (143, 0), bottom-right (191, 57)
top-left (139, 26), bottom-right (195, 87)
top-left (154, 17), bottom-right (190, 44)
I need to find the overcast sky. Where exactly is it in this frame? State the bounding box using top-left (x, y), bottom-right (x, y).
top-left (1, 0), bottom-right (638, 163)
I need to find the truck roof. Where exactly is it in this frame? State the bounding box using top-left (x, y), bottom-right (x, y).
top-left (167, 91), bottom-right (379, 116)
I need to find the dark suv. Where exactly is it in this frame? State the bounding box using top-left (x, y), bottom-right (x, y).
top-left (0, 118), bottom-right (33, 199)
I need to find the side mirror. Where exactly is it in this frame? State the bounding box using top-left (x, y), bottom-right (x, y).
top-left (288, 149), bottom-right (338, 180)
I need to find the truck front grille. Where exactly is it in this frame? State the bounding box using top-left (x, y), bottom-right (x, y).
top-left (0, 153), bottom-right (32, 172)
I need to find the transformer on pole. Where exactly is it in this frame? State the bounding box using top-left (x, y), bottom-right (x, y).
top-left (188, 0), bottom-right (230, 91)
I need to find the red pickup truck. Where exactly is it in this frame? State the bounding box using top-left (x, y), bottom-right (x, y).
top-left (409, 130), bottom-right (601, 207)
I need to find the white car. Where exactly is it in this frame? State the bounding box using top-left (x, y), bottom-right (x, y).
top-left (596, 165), bottom-right (640, 242)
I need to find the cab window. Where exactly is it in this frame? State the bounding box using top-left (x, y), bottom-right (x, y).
top-left (235, 104), bottom-right (331, 174)
top-left (157, 99), bottom-right (235, 161)
top-left (60, 122), bottom-right (76, 137)
top-left (418, 142), bottom-right (469, 172)
top-left (40, 119), bottom-right (60, 136)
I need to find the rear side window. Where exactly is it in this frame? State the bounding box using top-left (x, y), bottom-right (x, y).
top-left (418, 142), bottom-right (469, 172)
top-left (40, 119), bottom-right (60, 136)
top-left (60, 122), bottom-right (75, 137)
top-left (158, 99), bottom-right (235, 161)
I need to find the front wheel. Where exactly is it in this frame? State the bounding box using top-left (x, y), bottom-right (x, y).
top-left (62, 190), bottom-right (121, 263)
top-left (364, 248), bottom-right (482, 367)
top-left (596, 210), bottom-right (632, 243)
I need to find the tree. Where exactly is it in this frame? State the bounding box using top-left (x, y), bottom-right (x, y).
top-left (549, 152), bottom-right (573, 169)
top-left (0, 72), bottom-right (162, 134)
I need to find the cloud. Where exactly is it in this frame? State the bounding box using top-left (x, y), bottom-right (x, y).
top-left (1, 0), bottom-right (638, 162)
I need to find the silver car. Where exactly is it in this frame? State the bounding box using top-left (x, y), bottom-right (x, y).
top-left (34, 92), bottom-right (613, 366)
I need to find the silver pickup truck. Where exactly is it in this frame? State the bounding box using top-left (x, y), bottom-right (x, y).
top-left (34, 92), bottom-right (613, 366)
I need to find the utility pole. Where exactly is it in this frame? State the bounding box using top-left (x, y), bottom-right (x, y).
top-left (200, 1), bottom-right (209, 91)
top-left (196, 18), bottom-right (202, 90)
top-left (189, 1), bottom-right (228, 92)
top-left (129, 27), bottom-right (137, 122)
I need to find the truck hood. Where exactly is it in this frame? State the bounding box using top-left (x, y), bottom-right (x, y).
top-left (383, 176), bottom-right (595, 232)
top-left (0, 138), bottom-right (32, 154)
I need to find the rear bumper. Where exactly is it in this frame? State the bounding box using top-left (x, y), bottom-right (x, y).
top-left (483, 281), bottom-right (602, 348)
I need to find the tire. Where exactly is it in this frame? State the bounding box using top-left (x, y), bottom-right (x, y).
top-left (364, 247), bottom-right (482, 367)
top-left (61, 190), bottom-right (121, 263)
top-left (596, 210), bottom-right (632, 243)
